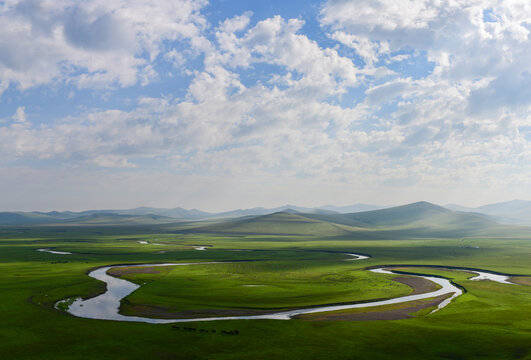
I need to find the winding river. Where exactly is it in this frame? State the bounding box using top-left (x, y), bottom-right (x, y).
top-left (37, 248), bottom-right (72, 255)
top-left (57, 250), bottom-right (518, 324)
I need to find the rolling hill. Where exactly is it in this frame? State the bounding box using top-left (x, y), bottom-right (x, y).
top-left (196, 212), bottom-right (359, 236)
top-left (0, 212), bottom-right (178, 226)
top-left (189, 202), bottom-right (526, 238)
top-left (301, 201), bottom-right (506, 237)
top-left (319, 203), bottom-right (387, 213)
top-left (306, 201), bottom-right (492, 227)
top-left (0, 205), bottom-right (346, 225)
top-left (474, 200), bottom-right (531, 225)
top-left (445, 200), bottom-right (531, 225)
top-left (2, 201), bottom-right (529, 239)
top-left (60, 213), bottom-right (178, 225)
top-left (0, 212), bottom-right (59, 225)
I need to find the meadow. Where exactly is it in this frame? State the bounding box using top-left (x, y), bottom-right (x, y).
top-left (0, 223), bottom-right (530, 359)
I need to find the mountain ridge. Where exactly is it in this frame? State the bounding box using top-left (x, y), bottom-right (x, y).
top-left (445, 200), bottom-right (531, 225)
top-left (186, 201), bottom-right (522, 238)
top-left (2, 200), bottom-right (530, 228)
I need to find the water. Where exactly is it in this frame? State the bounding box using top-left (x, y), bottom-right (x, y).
top-left (37, 248), bottom-right (72, 255)
top-left (63, 264), bottom-right (461, 323)
top-left (65, 263), bottom-right (222, 323)
top-left (469, 271), bottom-right (514, 284)
top-left (58, 253), bottom-right (517, 324)
top-left (344, 253), bottom-right (370, 260)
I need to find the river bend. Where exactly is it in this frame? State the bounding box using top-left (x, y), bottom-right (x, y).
top-left (58, 253), bottom-right (516, 324)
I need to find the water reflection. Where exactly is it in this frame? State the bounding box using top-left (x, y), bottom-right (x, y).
top-left (59, 258), bottom-right (517, 324)
top-left (37, 248), bottom-right (72, 255)
top-left (469, 271), bottom-right (513, 284)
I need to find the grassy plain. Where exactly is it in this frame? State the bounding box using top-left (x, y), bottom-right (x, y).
top-left (0, 224), bottom-right (530, 359)
top-left (115, 262), bottom-right (410, 315)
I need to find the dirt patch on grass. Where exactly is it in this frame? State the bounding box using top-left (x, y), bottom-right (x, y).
top-left (117, 270), bottom-right (447, 321)
top-left (120, 303), bottom-right (286, 319)
top-left (392, 276), bottom-right (441, 295)
top-left (510, 276), bottom-right (531, 286)
top-left (295, 294), bottom-right (452, 321)
top-left (108, 266), bottom-right (161, 277)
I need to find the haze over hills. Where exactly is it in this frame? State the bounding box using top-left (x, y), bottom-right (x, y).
top-left (1, 201), bottom-right (530, 238)
top-left (197, 212), bottom-right (359, 236)
top-left (61, 213), bottom-right (178, 225)
top-left (0, 204), bottom-right (362, 225)
top-left (445, 200), bottom-right (531, 225)
top-left (198, 202), bottom-right (513, 239)
top-left (319, 204), bottom-right (387, 213)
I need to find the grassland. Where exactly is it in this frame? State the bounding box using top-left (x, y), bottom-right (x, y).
top-left (0, 222), bottom-right (530, 359)
top-left (114, 262), bottom-right (411, 316)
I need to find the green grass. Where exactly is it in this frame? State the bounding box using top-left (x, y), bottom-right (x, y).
top-left (117, 261), bottom-right (411, 313)
top-left (198, 212), bottom-right (358, 236)
top-left (0, 224), bottom-right (530, 359)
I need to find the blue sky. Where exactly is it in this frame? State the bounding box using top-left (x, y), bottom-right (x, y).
top-left (0, 0), bottom-right (530, 211)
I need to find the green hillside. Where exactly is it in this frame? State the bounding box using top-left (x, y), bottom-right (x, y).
top-left (0, 211), bottom-right (181, 226)
top-left (0, 212), bottom-right (66, 225)
top-left (60, 213), bottom-right (178, 225)
top-left (302, 201), bottom-right (503, 236)
top-left (196, 212), bottom-right (358, 236)
top-left (186, 202), bottom-right (531, 238)
top-left (4, 202), bottom-right (527, 239)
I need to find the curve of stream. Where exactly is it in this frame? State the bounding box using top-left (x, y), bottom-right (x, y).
top-left (37, 248), bottom-right (72, 255)
top-left (58, 252), bottom-right (517, 324)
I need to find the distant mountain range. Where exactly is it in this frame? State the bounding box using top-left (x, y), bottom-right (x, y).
top-left (0, 211), bottom-right (178, 226)
top-left (445, 200), bottom-right (531, 225)
top-left (0, 203), bottom-right (382, 225)
top-left (0, 200), bottom-right (530, 229)
top-left (197, 201), bottom-right (512, 238)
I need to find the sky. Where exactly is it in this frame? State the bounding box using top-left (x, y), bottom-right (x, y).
top-left (0, 0), bottom-right (530, 212)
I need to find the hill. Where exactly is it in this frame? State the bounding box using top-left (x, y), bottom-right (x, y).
top-left (195, 212), bottom-right (359, 236)
top-left (0, 212), bottom-right (178, 226)
top-left (2, 201), bottom-right (529, 238)
top-left (319, 203), bottom-right (387, 213)
top-left (60, 213), bottom-right (178, 225)
top-left (0, 212), bottom-right (55, 225)
top-left (476, 200), bottom-right (531, 225)
top-left (188, 202), bottom-right (523, 238)
top-left (295, 202), bottom-right (511, 238)
top-left (445, 200), bottom-right (531, 225)
top-left (112, 207), bottom-right (210, 219)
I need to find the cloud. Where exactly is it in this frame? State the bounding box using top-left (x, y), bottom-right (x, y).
top-left (467, 70), bottom-right (531, 114)
top-left (92, 155), bottom-right (137, 168)
top-left (330, 30), bottom-right (390, 65)
top-left (0, 6), bottom-right (530, 209)
top-left (320, 0), bottom-right (531, 111)
top-left (63, 8), bottom-right (135, 52)
top-left (0, 0), bottom-right (209, 92)
top-left (365, 79), bottom-right (413, 105)
top-left (317, 0), bottom-right (531, 170)
top-left (12, 106), bottom-right (26, 123)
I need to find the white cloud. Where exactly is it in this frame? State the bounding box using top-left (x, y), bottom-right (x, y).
top-left (321, 0), bottom-right (531, 110)
top-left (12, 106), bottom-right (26, 122)
top-left (219, 11), bottom-right (252, 33)
top-left (92, 155), bottom-right (137, 168)
top-left (330, 31), bottom-right (389, 65)
top-left (0, 6), bottom-right (530, 209)
top-left (212, 15), bottom-right (361, 96)
top-left (318, 0), bottom-right (531, 176)
top-left (321, 0), bottom-right (440, 32)
top-left (0, 0), bottom-right (209, 92)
